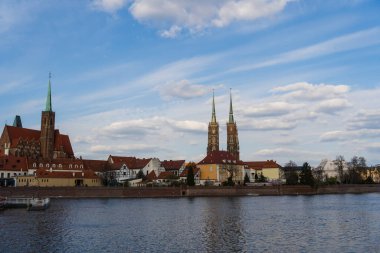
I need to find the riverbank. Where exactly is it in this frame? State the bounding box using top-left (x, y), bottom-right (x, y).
top-left (0, 184), bottom-right (379, 198)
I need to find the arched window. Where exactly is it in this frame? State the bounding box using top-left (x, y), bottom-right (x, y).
top-left (59, 164), bottom-right (62, 168)
top-left (46, 164), bottom-right (49, 168)
top-left (69, 164), bottom-right (72, 168)
top-left (39, 163), bottom-right (43, 167)
top-left (33, 163), bottom-right (37, 168)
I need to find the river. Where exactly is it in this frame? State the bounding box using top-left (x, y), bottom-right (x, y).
top-left (1, 193), bottom-right (379, 252)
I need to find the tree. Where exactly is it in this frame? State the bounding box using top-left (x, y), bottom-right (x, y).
top-left (334, 155), bottom-right (346, 183)
top-left (136, 170), bottom-right (145, 180)
top-left (347, 156), bottom-right (365, 184)
top-left (244, 172), bottom-right (250, 185)
top-left (299, 162), bottom-right (315, 187)
top-left (284, 160), bottom-right (299, 185)
top-left (186, 162), bottom-right (196, 186)
top-left (224, 164), bottom-right (239, 185)
top-left (314, 159), bottom-right (327, 186)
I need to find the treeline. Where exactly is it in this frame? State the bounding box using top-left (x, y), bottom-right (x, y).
top-left (283, 155), bottom-right (379, 186)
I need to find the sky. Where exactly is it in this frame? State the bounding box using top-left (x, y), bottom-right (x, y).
top-left (1, 0), bottom-right (380, 166)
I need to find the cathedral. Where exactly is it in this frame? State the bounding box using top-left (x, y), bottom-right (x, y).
top-left (0, 77), bottom-right (74, 160)
top-left (207, 90), bottom-right (240, 160)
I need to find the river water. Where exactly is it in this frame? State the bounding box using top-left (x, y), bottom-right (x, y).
top-left (1, 194), bottom-right (379, 252)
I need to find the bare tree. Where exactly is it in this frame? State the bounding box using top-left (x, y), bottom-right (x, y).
top-left (334, 155), bottom-right (345, 183)
top-left (314, 159), bottom-right (327, 186)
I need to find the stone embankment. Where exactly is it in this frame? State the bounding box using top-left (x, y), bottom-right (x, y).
top-left (0, 185), bottom-right (379, 198)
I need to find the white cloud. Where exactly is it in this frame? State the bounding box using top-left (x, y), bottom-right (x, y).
top-left (271, 82), bottom-right (350, 101)
top-left (160, 25), bottom-right (182, 38)
top-left (91, 0), bottom-right (128, 13)
top-left (212, 0), bottom-right (289, 28)
top-left (242, 101), bottom-right (303, 117)
top-left (366, 143), bottom-right (380, 153)
top-left (91, 144), bottom-right (158, 154)
top-left (314, 98), bottom-right (351, 114)
top-left (128, 0), bottom-right (291, 37)
top-left (254, 148), bottom-right (324, 163)
top-left (320, 129), bottom-right (380, 142)
top-left (159, 79), bottom-right (212, 100)
top-left (348, 110), bottom-right (380, 130)
top-left (240, 119), bottom-right (297, 131)
top-left (167, 119), bottom-right (207, 133)
top-left (100, 116), bottom-right (207, 138)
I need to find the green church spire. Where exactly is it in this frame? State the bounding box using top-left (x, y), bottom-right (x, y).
top-left (211, 89), bottom-right (217, 123)
top-left (229, 88), bottom-right (234, 123)
top-left (45, 72), bottom-right (52, 112)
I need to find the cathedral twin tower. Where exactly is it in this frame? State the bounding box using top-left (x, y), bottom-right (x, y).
top-left (207, 90), bottom-right (240, 160)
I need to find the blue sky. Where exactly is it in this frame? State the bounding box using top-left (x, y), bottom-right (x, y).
top-left (1, 0), bottom-right (380, 166)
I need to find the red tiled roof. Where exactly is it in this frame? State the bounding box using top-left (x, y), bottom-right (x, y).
top-left (54, 130), bottom-right (74, 156)
top-left (3, 125), bottom-right (74, 156)
top-left (0, 155), bottom-right (28, 171)
top-left (82, 159), bottom-right (108, 172)
top-left (109, 155), bottom-right (151, 170)
top-left (5, 126), bottom-right (40, 148)
top-left (35, 168), bottom-right (99, 179)
top-left (179, 167), bottom-right (200, 177)
top-left (145, 170), bottom-right (157, 181)
top-left (161, 160), bottom-right (185, 171)
top-left (245, 160), bottom-right (280, 170)
top-left (198, 151), bottom-right (244, 165)
top-left (157, 171), bottom-right (176, 180)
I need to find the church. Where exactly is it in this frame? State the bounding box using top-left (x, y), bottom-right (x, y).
top-left (0, 77), bottom-right (74, 160)
top-left (197, 90), bottom-right (245, 185)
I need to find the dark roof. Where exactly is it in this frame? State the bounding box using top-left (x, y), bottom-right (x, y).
top-left (245, 160), bottom-right (281, 170)
top-left (198, 151), bottom-right (244, 165)
top-left (157, 171), bottom-right (177, 180)
top-left (109, 155), bottom-right (152, 170)
top-left (161, 160), bottom-right (185, 171)
top-left (179, 167), bottom-right (200, 177)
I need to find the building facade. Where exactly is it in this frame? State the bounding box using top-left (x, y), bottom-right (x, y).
top-left (0, 77), bottom-right (74, 160)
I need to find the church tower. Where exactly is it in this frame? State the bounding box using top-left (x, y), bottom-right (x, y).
top-left (207, 90), bottom-right (219, 154)
top-left (226, 89), bottom-right (240, 160)
top-left (40, 74), bottom-right (55, 160)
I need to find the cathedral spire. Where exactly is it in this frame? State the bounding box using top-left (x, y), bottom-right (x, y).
top-left (45, 72), bottom-right (52, 112)
top-left (211, 89), bottom-right (217, 123)
top-left (229, 88), bottom-right (234, 123)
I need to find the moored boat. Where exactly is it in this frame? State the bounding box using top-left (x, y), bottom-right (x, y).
top-left (27, 198), bottom-right (50, 211)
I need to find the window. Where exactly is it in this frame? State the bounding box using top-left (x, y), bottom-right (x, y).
top-left (69, 164), bottom-right (72, 168)
top-left (1, 173), bottom-right (3, 178)
top-left (59, 164), bottom-right (62, 168)
top-left (39, 163), bottom-right (43, 167)
top-left (80, 165), bottom-right (83, 169)
top-left (46, 164), bottom-right (49, 168)
top-left (33, 163), bottom-right (37, 168)
top-left (75, 165), bottom-right (78, 169)
top-left (7, 173), bottom-right (10, 178)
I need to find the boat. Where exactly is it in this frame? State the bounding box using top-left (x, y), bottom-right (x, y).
top-left (0, 197), bottom-right (50, 210)
top-left (27, 198), bottom-right (50, 211)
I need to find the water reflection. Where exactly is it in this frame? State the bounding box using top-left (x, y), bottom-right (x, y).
top-left (0, 194), bottom-right (380, 252)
